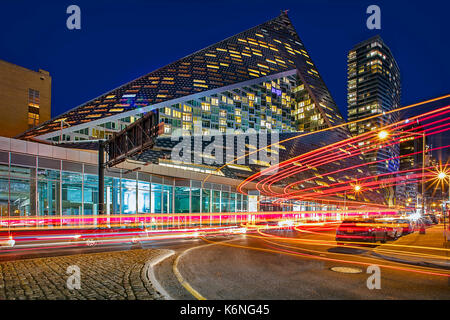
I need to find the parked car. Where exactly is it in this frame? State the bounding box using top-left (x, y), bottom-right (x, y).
top-left (378, 219), bottom-right (403, 240)
top-left (336, 219), bottom-right (387, 244)
top-left (420, 216), bottom-right (434, 226)
top-left (425, 214), bottom-right (438, 224)
top-left (394, 219), bottom-right (415, 235)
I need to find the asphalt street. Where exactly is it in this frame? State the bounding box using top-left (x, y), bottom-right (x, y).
top-left (154, 230), bottom-right (450, 299)
top-left (1, 229), bottom-right (448, 299)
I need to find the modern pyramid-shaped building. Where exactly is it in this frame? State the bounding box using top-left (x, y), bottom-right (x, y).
top-left (1, 12), bottom-right (386, 219)
top-left (18, 12), bottom-right (345, 142)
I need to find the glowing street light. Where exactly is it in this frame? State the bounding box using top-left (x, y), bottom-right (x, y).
top-left (434, 169), bottom-right (449, 237)
top-left (377, 130), bottom-right (389, 140)
top-left (343, 184), bottom-right (362, 216)
top-left (437, 171), bottom-right (447, 180)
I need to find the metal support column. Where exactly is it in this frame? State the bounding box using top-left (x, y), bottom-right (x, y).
top-left (98, 141), bottom-right (105, 216)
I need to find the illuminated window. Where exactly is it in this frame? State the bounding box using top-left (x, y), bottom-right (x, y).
top-left (201, 103), bottom-right (211, 112)
top-left (28, 89), bottom-right (40, 128)
top-left (173, 110), bottom-right (181, 118)
top-left (183, 122), bottom-right (192, 131)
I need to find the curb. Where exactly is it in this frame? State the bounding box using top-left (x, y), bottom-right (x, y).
top-left (144, 249), bottom-right (176, 300)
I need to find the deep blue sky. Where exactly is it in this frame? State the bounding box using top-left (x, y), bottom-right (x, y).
top-left (0, 0), bottom-right (449, 120)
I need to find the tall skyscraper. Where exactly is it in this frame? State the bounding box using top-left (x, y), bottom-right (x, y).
top-left (347, 35), bottom-right (401, 176)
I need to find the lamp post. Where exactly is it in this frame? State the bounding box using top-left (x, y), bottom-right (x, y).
top-left (342, 185), bottom-right (361, 219)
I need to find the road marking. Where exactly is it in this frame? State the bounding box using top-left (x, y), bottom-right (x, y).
top-left (173, 247), bottom-right (207, 300)
top-left (145, 249), bottom-right (175, 300)
top-left (173, 236), bottom-right (244, 300)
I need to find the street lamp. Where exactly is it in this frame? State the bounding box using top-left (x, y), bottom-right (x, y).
top-left (437, 171), bottom-right (449, 236)
top-left (377, 130), bottom-right (389, 140)
top-left (438, 172), bottom-right (447, 180)
top-left (343, 184), bottom-right (362, 218)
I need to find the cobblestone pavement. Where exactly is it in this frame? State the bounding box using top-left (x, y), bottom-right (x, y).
top-left (0, 249), bottom-right (167, 300)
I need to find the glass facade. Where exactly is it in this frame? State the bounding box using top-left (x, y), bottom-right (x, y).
top-left (0, 151), bottom-right (247, 218)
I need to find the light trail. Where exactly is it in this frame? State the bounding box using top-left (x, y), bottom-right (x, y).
top-left (258, 237), bottom-right (449, 273)
top-left (236, 102), bottom-right (450, 195)
top-left (203, 94), bottom-right (450, 191)
top-left (245, 111), bottom-right (449, 199)
top-left (200, 235), bottom-right (450, 278)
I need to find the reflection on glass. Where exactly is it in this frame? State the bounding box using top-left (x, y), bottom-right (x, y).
top-left (62, 171), bottom-right (82, 216)
top-left (202, 189), bottom-right (211, 213)
top-left (122, 179), bottom-right (136, 214)
top-left (138, 181), bottom-right (150, 213)
top-left (163, 185), bottom-right (173, 214)
top-left (151, 183), bottom-right (162, 213)
top-left (212, 190), bottom-right (221, 213)
top-left (175, 186), bottom-right (190, 213)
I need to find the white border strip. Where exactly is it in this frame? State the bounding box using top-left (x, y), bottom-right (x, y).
top-left (144, 249), bottom-right (176, 300)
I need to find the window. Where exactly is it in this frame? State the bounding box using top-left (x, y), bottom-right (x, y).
top-left (151, 183), bottom-right (162, 214)
top-left (175, 187), bottom-right (190, 213)
top-left (182, 113), bottom-right (192, 121)
top-left (84, 174), bottom-right (99, 215)
top-left (62, 171), bottom-right (82, 216)
top-left (121, 179), bottom-right (136, 214)
top-left (138, 181), bottom-right (150, 213)
top-left (163, 185), bottom-right (173, 214)
top-left (28, 89), bottom-right (40, 128)
top-left (201, 103), bottom-right (211, 112)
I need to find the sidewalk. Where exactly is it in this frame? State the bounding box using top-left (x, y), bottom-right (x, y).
top-left (371, 224), bottom-right (450, 269)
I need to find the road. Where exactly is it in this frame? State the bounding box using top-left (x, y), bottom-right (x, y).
top-left (154, 229), bottom-right (450, 300)
top-left (0, 227), bottom-right (448, 300)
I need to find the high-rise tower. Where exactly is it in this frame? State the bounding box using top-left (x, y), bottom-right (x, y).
top-left (347, 35), bottom-right (401, 176)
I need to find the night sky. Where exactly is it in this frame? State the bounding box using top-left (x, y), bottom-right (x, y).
top-left (0, 1), bottom-right (449, 124)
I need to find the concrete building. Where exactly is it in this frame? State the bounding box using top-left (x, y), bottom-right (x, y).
top-left (0, 59), bottom-right (51, 138)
